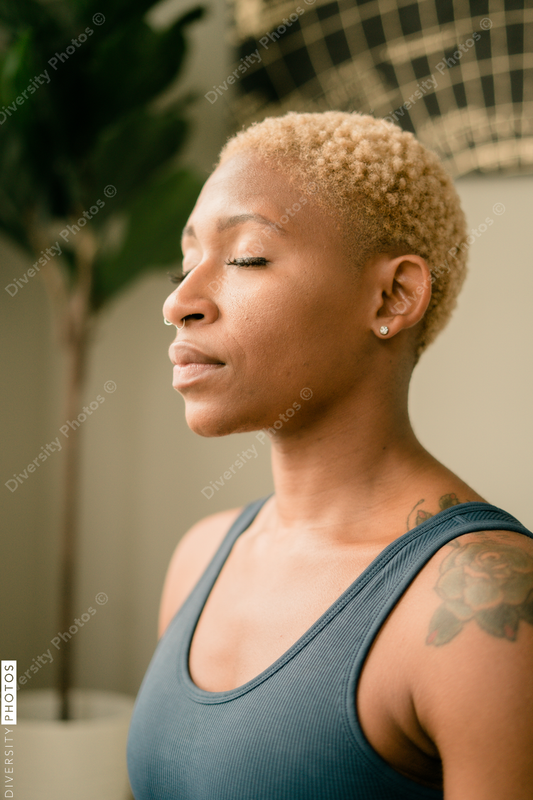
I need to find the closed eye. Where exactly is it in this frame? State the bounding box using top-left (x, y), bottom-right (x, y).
top-left (225, 257), bottom-right (269, 267)
top-left (168, 256), bottom-right (269, 285)
top-left (168, 271), bottom-right (187, 285)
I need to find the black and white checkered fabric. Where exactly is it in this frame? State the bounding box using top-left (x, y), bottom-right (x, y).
top-left (226, 0), bottom-right (532, 177)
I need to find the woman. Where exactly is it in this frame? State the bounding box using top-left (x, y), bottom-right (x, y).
top-left (127, 111), bottom-right (533, 799)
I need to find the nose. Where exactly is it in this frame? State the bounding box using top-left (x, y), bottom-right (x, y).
top-left (162, 268), bottom-right (220, 329)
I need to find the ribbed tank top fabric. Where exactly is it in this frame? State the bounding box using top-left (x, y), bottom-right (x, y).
top-left (127, 498), bottom-right (533, 800)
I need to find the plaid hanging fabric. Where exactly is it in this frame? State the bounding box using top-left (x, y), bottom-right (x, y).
top-left (224, 0), bottom-right (532, 177)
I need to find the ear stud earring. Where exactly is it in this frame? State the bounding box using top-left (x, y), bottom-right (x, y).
top-left (379, 325), bottom-right (389, 335)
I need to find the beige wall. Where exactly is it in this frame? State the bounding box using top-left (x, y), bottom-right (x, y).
top-left (1, 2), bottom-right (532, 698)
top-left (410, 174), bottom-right (533, 527)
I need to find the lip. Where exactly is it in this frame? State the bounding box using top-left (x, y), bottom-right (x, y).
top-left (169, 342), bottom-right (225, 367)
top-left (169, 342), bottom-right (225, 389)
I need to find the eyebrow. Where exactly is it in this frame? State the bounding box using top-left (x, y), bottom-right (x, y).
top-left (182, 213), bottom-right (287, 241)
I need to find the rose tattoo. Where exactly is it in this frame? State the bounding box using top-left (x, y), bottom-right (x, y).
top-left (427, 539), bottom-right (533, 645)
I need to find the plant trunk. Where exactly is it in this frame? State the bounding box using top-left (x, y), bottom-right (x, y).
top-left (57, 328), bottom-right (88, 720)
top-left (56, 228), bottom-right (96, 721)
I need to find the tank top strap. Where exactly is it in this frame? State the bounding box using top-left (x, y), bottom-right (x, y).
top-left (351, 501), bottom-right (533, 660)
top-left (378, 501), bottom-right (532, 598)
top-left (345, 501), bottom-right (533, 776)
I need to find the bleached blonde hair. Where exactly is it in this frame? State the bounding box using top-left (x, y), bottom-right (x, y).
top-left (217, 111), bottom-right (469, 362)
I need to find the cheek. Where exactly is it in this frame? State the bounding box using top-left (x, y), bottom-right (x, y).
top-left (217, 293), bottom-right (315, 404)
top-left (218, 249), bottom-right (362, 385)
top-left (222, 267), bottom-right (315, 329)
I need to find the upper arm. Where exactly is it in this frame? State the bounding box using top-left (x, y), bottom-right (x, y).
top-left (412, 530), bottom-right (533, 799)
top-left (157, 506), bottom-right (243, 639)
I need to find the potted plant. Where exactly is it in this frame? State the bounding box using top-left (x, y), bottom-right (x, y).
top-left (0, 0), bottom-right (205, 796)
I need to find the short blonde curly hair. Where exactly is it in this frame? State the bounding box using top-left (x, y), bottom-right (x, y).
top-left (217, 111), bottom-right (469, 362)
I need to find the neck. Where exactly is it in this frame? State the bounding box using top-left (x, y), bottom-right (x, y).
top-left (263, 372), bottom-right (435, 545)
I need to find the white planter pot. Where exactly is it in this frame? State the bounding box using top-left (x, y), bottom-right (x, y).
top-left (14, 689), bottom-right (136, 800)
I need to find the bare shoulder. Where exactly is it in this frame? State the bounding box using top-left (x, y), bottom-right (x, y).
top-left (399, 527), bottom-right (533, 674)
top-left (405, 528), bottom-right (533, 798)
top-left (421, 527), bottom-right (533, 646)
top-left (158, 506), bottom-right (243, 638)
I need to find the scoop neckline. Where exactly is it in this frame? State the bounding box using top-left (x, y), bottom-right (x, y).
top-left (179, 499), bottom-right (499, 703)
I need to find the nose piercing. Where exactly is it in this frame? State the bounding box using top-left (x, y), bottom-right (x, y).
top-left (164, 318), bottom-right (186, 330)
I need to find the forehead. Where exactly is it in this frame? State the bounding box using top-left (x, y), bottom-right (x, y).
top-left (184, 152), bottom-right (329, 238)
top-left (202, 152), bottom-right (298, 203)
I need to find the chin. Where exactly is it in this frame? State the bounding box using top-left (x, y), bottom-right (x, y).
top-left (184, 404), bottom-right (260, 438)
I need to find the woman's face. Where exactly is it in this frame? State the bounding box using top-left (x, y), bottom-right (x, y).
top-left (163, 151), bottom-right (376, 437)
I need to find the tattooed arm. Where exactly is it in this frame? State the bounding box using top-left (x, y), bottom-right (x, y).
top-left (413, 530), bottom-right (533, 799)
top-left (426, 534), bottom-right (533, 645)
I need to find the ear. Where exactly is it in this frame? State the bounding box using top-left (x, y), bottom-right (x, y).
top-left (370, 254), bottom-right (432, 338)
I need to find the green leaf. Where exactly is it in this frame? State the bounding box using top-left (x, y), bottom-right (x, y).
top-left (426, 605), bottom-right (463, 646)
top-left (81, 105), bottom-right (192, 208)
top-left (0, 29), bottom-right (36, 108)
top-left (86, 8), bottom-right (205, 126)
top-left (0, 0), bottom-right (58, 35)
top-left (475, 605), bottom-right (520, 639)
top-left (91, 168), bottom-right (204, 308)
top-left (0, 0), bottom-right (204, 260)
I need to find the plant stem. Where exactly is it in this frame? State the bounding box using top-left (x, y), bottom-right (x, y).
top-left (57, 227), bottom-right (96, 721)
top-left (58, 324), bottom-right (88, 720)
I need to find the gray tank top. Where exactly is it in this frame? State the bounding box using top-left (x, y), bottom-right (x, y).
top-left (127, 497), bottom-right (533, 799)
